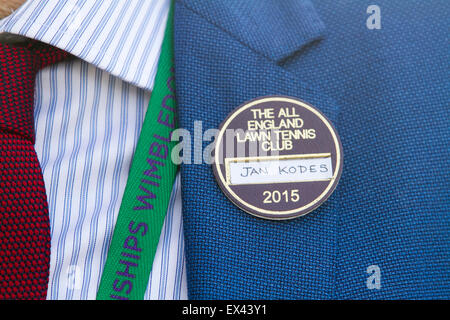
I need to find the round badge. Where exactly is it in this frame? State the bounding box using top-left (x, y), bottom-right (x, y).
top-left (212, 96), bottom-right (343, 220)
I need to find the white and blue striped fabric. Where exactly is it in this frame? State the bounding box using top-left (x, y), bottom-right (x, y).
top-left (0, 0), bottom-right (187, 300)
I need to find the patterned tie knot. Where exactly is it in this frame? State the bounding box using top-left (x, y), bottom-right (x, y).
top-left (0, 41), bottom-right (69, 143)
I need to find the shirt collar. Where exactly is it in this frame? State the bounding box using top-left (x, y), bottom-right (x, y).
top-left (0, 0), bottom-right (170, 91)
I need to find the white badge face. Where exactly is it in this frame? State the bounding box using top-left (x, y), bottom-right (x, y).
top-left (227, 155), bottom-right (333, 185)
top-left (212, 96), bottom-right (343, 220)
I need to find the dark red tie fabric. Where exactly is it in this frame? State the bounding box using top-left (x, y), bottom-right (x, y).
top-left (0, 41), bottom-right (68, 300)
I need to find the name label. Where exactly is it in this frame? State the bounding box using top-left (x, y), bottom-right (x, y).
top-left (227, 155), bottom-right (333, 185)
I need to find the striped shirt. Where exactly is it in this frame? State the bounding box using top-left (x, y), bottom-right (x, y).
top-left (0, 0), bottom-right (187, 300)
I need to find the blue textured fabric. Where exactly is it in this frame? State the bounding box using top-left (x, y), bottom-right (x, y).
top-left (174, 0), bottom-right (450, 299)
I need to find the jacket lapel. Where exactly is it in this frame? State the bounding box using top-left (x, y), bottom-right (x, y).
top-left (178, 0), bottom-right (326, 62)
top-left (174, 0), bottom-right (342, 298)
top-left (174, 0), bottom-right (340, 125)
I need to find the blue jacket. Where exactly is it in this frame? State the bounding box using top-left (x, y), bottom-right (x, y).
top-left (174, 0), bottom-right (449, 299)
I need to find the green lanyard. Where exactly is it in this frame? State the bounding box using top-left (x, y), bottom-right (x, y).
top-left (97, 4), bottom-right (177, 300)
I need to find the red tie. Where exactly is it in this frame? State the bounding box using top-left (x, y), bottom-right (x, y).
top-left (0, 41), bottom-right (69, 300)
